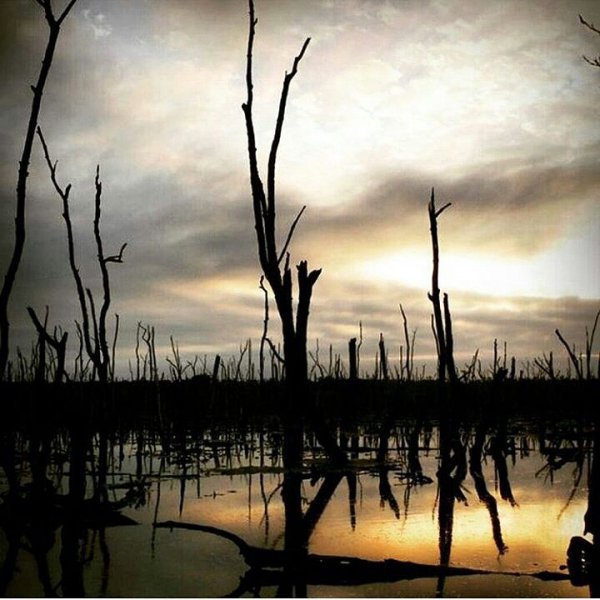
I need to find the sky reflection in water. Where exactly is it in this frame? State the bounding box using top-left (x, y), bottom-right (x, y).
top-left (0, 419), bottom-right (594, 597)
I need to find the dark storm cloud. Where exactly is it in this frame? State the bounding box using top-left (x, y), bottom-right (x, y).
top-left (301, 158), bottom-right (600, 258)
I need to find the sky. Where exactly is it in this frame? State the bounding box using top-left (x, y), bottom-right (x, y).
top-left (0, 0), bottom-right (599, 379)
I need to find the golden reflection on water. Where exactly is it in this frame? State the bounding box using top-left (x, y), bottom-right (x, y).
top-left (1, 420), bottom-right (595, 597)
top-left (170, 449), bottom-right (589, 578)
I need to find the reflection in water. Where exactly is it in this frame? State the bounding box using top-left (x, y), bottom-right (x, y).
top-left (435, 418), bottom-right (468, 597)
top-left (0, 406), bottom-right (596, 597)
top-left (567, 426), bottom-right (599, 597)
top-left (469, 422), bottom-right (508, 556)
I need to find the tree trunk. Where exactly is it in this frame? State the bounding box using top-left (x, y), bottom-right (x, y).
top-left (0, 1), bottom-right (77, 380)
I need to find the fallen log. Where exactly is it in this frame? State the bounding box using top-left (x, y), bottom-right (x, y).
top-left (155, 520), bottom-right (570, 586)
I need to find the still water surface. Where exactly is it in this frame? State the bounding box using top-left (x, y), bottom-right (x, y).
top-left (0, 416), bottom-right (595, 597)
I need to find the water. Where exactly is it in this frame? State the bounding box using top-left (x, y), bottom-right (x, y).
top-left (0, 412), bottom-right (596, 597)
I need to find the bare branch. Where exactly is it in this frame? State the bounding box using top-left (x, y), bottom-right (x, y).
top-left (579, 14), bottom-right (600, 68)
top-left (583, 55), bottom-right (600, 68)
top-left (26, 305), bottom-right (68, 382)
top-left (111, 313), bottom-right (119, 382)
top-left (277, 205), bottom-right (306, 265)
top-left (584, 309), bottom-right (599, 379)
top-left (435, 202), bottom-right (452, 219)
top-left (242, 1), bottom-right (269, 268)
top-left (265, 337), bottom-right (285, 364)
top-left (37, 126), bottom-right (71, 201)
top-left (104, 243), bottom-right (128, 264)
top-left (399, 303), bottom-right (411, 381)
top-left (555, 328), bottom-right (583, 379)
top-left (87, 288), bottom-right (99, 357)
top-left (258, 276), bottom-right (269, 381)
top-left (580, 14), bottom-right (600, 36)
top-left (267, 37), bottom-right (311, 223)
top-left (57, 0), bottom-right (78, 25)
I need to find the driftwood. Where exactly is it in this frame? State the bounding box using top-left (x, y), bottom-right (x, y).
top-left (154, 520), bottom-right (569, 591)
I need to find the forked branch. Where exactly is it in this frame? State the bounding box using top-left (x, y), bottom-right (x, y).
top-left (26, 306), bottom-right (68, 382)
top-left (242, 0), bottom-right (320, 385)
top-left (428, 188), bottom-right (457, 382)
top-left (555, 328), bottom-right (583, 380)
top-left (268, 38), bottom-right (311, 216)
top-left (36, 129), bottom-right (125, 382)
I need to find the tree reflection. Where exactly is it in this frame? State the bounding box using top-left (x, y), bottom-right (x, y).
top-left (2, 399), bottom-right (592, 598)
top-left (469, 422), bottom-right (508, 555)
top-left (566, 425), bottom-right (599, 597)
top-left (488, 423), bottom-right (518, 507)
top-left (0, 413), bottom-right (142, 597)
top-left (435, 418), bottom-right (468, 597)
top-left (60, 426), bottom-right (86, 597)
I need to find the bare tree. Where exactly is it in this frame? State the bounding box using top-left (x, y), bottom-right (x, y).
top-left (0, 0), bottom-right (78, 380)
top-left (427, 189), bottom-right (458, 383)
top-left (37, 128), bottom-right (126, 383)
top-left (241, 1), bottom-right (348, 466)
top-left (26, 305), bottom-right (68, 383)
top-left (555, 309), bottom-right (600, 380)
top-left (378, 333), bottom-right (389, 381)
top-left (579, 14), bottom-right (600, 68)
top-left (242, 0), bottom-right (319, 386)
top-left (399, 304), bottom-right (413, 381)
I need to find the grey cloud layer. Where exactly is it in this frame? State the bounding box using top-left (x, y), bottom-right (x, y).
top-left (1, 0), bottom-right (598, 376)
top-left (299, 159), bottom-right (600, 260)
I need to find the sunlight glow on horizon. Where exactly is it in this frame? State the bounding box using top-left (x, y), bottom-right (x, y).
top-left (356, 222), bottom-right (599, 301)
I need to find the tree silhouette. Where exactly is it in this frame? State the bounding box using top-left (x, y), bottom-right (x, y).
top-left (242, 0), bottom-right (319, 386)
top-left (427, 189), bottom-right (458, 383)
top-left (0, 0), bottom-right (78, 380)
top-left (26, 305), bottom-right (68, 383)
top-left (37, 128), bottom-right (126, 383)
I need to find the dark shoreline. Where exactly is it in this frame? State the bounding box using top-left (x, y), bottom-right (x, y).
top-left (1, 378), bottom-right (597, 431)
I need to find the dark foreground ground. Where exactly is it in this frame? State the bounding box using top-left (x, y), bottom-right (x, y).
top-left (1, 377), bottom-right (597, 430)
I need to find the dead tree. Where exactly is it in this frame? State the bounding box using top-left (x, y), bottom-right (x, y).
top-left (242, 0), bottom-right (319, 386)
top-left (348, 338), bottom-right (357, 380)
top-left (26, 306), bottom-right (68, 383)
top-left (378, 333), bottom-right (389, 381)
top-left (258, 276), bottom-right (284, 382)
top-left (555, 309), bottom-right (599, 380)
top-left (579, 14), bottom-right (600, 68)
top-left (37, 128), bottom-right (126, 383)
top-left (0, 0), bottom-right (77, 380)
top-left (427, 189), bottom-right (458, 383)
top-left (399, 303), bottom-right (416, 381)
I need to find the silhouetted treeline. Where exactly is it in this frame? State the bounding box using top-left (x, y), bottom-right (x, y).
top-left (0, 378), bottom-right (598, 430)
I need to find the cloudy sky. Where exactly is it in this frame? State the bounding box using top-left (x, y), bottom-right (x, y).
top-left (1, 0), bottom-right (599, 378)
